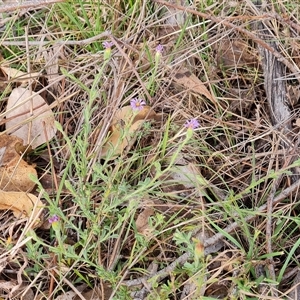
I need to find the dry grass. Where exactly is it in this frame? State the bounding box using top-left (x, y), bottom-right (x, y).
top-left (1, 0), bottom-right (300, 299)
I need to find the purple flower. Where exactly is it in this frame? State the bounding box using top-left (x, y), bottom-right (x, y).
top-left (48, 215), bottom-right (59, 224)
top-left (184, 118), bottom-right (200, 130)
top-left (130, 98), bottom-right (146, 111)
top-left (102, 41), bottom-right (114, 49)
top-left (156, 44), bottom-right (163, 54)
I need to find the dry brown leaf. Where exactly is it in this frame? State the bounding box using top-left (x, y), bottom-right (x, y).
top-left (0, 191), bottom-right (43, 220)
top-left (1, 66), bottom-right (39, 85)
top-left (0, 280), bottom-right (34, 300)
top-left (136, 206), bottom-right (154, 236)
top-left (173, 67), bottom-right (214, 101)
top-left (0, 134), bottom-right (36, 191)
top-left (5, 87), bottom-right (57, 148)
top-left (74, 286), bottom-right (112, 300)
top-left (204, 282), bottom-right (229, 299)
top-left (53, 291), bottom-right (75, 300)
top-left (101, 105), bottom-right (157, 158)
top-left (212, 38), bottom-right (258, 69)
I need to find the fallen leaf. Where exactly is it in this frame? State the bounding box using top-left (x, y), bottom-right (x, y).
top-left (136, 205), bottom-right (154, 236)
top-left (0, 134), bottom-right (37, 191)
top-left (287, 84), bottom-right (300, 107)
top-left (0, 280), bottom-right (35, 300)
top-left (0, 191), bottom-right (43, 220)
top-left (163, 0), bottom-right (188, 26)
top-left (5, 87), bottom-right (57, 148)
top-left (153, 152), bottom-right (227, 200)
top-left (173, 67), bottom-right (215, 102)
top-left (101, 105), bottom-right (157, 158)
top-left (53, 291), bottom-right (75, 300)
top-left (212, 37), bottom-right (258, 69)
top-left (1, 66), bottom-right (39, 85)
top-left (40, 44), bottom-right (62, 94)
top-left (74, 286), bottom-right (111, 300)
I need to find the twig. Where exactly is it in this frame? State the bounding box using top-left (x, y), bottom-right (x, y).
top-left (0, 0), bottom-right (64, 13)
top-left (152, 0), bottom-right (300, 83)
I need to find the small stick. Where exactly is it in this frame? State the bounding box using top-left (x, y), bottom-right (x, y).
top-left (0, 0), bottom-right (64, 13)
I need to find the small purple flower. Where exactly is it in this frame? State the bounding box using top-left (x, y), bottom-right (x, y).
top-left (184, 118), bottom-right (200, 130)
top-left (155, 44), bottom-right (163, 54)
top-left (48, 215), bottom-right (59, 224)
top-left (102, 41), bottom-right (114, 49)
top-left (130, 98), bottom-right (146, 111)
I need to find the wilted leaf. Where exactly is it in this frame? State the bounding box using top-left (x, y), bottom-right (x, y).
top-left (173, 67), bottom-right (214, 102)
top-left (101, 105), bottom-right (157, 158)
top-left (0, 134), bottom-right (36, 191)
top-left (1, 66), bottom-right (39, 85)
top-left (5, 87), bottom-right (57, 148)
top-left (0, 191), bottom-right (43, 221)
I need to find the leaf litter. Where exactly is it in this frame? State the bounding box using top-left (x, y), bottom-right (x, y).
top-left (5, 86), bottom-right (57, 149)
top-left (0, 134), bottom-right (36, 192)
top-left (1, 0), bottom-right (300, 299)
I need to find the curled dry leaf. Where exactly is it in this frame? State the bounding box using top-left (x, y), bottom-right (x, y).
top-left (0, 191), bottom-right (43, 221)
top-left (173, 67), bottom-right (215, 102)
top-left (5, 87), bottom-right (57, 148)
top-left (0, 134), bottom-right (36, 191)
top-left (101, 105), bottom-right (158, 159)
